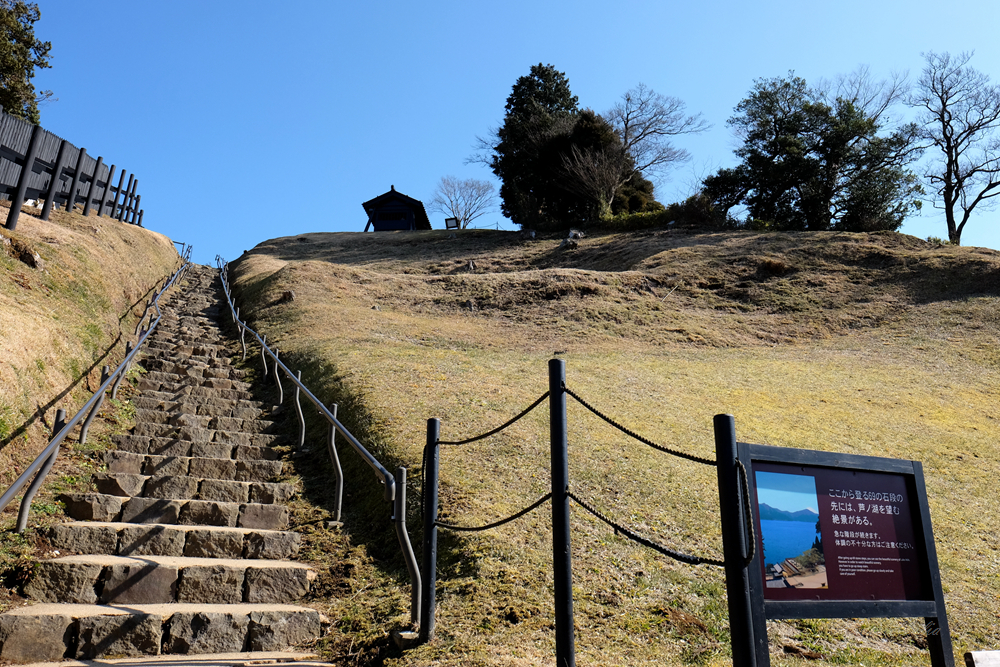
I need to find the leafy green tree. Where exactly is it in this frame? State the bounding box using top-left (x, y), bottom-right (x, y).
top-left (704, 72), bottom-right (921, 232)
top-left (0, 0), bottom-right (51, 124)
top-left (909, 51), bottom-right (1000, 245)
top-left (487, 63), bottom-right (580, 228)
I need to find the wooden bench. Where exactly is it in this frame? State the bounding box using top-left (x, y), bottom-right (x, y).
top-left (967, 651), bottom-right (1000, 666)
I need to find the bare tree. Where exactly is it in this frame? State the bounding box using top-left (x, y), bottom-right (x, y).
top-left (429, 176), bottom-right (497, 229)
top-left (604, 83), bottom-right (710, 184)
top-left (818, 65), bottom-right (910, 125)
top-left (909, 51), bottom-right (1000, 244)
top-left (559, 142), bottom-right (631, 219)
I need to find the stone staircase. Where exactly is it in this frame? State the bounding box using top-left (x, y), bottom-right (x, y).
top-left (0, 265), bottom-right (323, 663)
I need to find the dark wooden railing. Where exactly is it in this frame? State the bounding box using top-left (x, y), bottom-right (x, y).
top-left (0, 105), bottom-right (143, 231)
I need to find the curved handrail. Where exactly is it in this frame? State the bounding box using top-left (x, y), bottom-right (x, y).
top-left (0, 245), bottom-right (193, 531)
top-left (214, 257), bottom-right (396, 502)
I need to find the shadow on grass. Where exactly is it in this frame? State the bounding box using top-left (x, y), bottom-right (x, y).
top-left (0, 280), bottom-right (163, 458)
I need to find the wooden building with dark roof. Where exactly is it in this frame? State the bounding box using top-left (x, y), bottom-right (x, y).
top-left (362, 185), bottom-right (432, 231)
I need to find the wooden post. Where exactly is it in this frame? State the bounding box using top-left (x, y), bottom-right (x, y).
top-left (131, 195), bottom-right (141, 224)
top-left (100, 164), bottom-right (116, 217)
top-left (138, 209), bottom-right (143, 227)
top-left (5, 123), bottom-right (43, 231)
top-left (41, 139), bottom-right (69, 221)
top-left (65, 147), bottom-right (86, 212)
top-left (115, 172), bottom-right (131, 221)
top-left (127, 178), bottom-right (138, 223)
top-left (82, 156), bottom-right (103, 216)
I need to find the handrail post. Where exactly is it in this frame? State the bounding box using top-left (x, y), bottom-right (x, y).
top-left (111, 341), bottom-right (134, 400)
top-left (17, 409), bottom-right (66, 532)
top-left (549, 358), bottom-right (575, 667)
top-left (419, 418), bottom-right (440, 643)
top-left (326, 403), bottom-right (343, 521)
top-left (393, 466), bottom-right (422, 629)
top-left (715, 414), bottom-right (757, 667)
top-left (260, 334), bottom-right (268, 376)
top-left (79, 366), bottom-right (110, 444)
top-left (293, 370), bottom-right (304, 448)
top-left (273, 349), bottom-right (283, 404)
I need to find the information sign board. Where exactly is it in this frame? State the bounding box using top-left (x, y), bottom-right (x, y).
top-left (753, 461), bottom-right (928, 602)
top-left (714, 415), bottom-right (955, 667)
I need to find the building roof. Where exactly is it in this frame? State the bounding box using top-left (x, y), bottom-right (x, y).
top-left (362, 185), bottom-right (431, 230)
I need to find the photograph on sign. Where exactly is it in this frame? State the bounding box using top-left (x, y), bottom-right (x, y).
top-left (756, 471), bottom-right (826, 590)
top-left (752, 462), bottom-right (929, 602)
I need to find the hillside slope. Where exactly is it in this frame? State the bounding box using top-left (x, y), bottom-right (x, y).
top-left (229, 228), bottom-right (1000, 667)
top-left (0, 202), bottom-right (180, 492)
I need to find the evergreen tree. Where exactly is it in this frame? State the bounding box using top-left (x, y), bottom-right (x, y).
top-left (489, 64), bottom-right (580, 228)
top-left (0, 0), bottom-right (51, 124)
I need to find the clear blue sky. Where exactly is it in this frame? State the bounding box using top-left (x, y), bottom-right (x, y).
top-left (30, 0), bottom-right (1000, 265)
top-left (756, 472), bottom-right (819, 514)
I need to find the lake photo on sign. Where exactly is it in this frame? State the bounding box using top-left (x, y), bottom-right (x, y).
top-left (756, 471), bottom-right (827, 590)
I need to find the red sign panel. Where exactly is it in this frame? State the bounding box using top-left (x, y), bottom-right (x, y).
top-left (752, 462), bottom-right (928, 602)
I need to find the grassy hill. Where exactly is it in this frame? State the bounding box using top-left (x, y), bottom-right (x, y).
top-left (0, 202), bottom-right (180, 490)
top-left (223, 228), bottom-right (998, 665)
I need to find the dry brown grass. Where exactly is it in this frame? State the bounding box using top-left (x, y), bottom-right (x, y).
top-left (0, 201), bottom-right (180, 495)
top-left (229, 228), bottom-right (1000, 666)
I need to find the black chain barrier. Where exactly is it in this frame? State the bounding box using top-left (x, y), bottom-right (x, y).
top-left (427, 382), bottom-right (755, 569)
top-left (563, 385), bottom-right (718, 467)
top-left (435, 493), bottom-right (553, 532)
top-left (437, 391), bottom-right (550, 446)
top-left (565, 459), bottom-right (756, 569)
top-left (567, 490), bottom-right (726, 567)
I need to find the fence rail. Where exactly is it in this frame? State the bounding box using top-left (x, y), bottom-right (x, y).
top-left (215, 256), bottom-right (423, 637)
top-left (0, 105), bottom-right (144, 232)
top-left (0, 245), bottom-right (191, 532)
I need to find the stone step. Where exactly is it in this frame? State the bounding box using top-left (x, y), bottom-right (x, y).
top-left (93, 473), bottom-right (295, 505)
top-left (132, 396), bottom-right (266, 419)
top-left (5, 650), bottom-right (324, 667)
top-left (145, 340), bottom-right (230, 356)
top-left (25, 555), bottom-right (315, 605)
top-left (105, 451), bottom-right (283, 483)
top-left (133, 410), bottom-right (278, 435)
top-left (0, 603), bottom-right (321, 660)
top-left (142, 361), bottom-right (244, 381)
top-left (110, 435), bottom-right (285, 460)
top-left (49, 522), bottom-right (301, 559)
top-left (135, 381), bottom-right (254, 402)
top-left (60, 494), bottom-right (290, 531)
top-left (140, 372), bottom-right (252, 393)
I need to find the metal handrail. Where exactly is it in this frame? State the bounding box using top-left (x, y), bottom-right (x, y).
top-left (215, 256), bottom-right (421, 634)
top-left (0, 245), bottom-right (192, 532)
top-left (214, 258), bottom-right (396, 502)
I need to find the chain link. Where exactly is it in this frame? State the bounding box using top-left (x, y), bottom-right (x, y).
top-left (567, 490), bottom-right (725, 567)
top-left (437, 391), bottom-right (550, 446)
top-left (435, 493), bottom-right (553, 532)
top-left (562, 385), bottom-right (717, 467)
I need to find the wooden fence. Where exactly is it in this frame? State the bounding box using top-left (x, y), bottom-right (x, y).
top-left (0, 105), bottom-right (143, 232)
